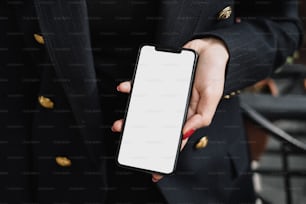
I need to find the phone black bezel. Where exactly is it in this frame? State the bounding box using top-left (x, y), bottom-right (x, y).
top-left (116, 44), bottom-right (198, 175)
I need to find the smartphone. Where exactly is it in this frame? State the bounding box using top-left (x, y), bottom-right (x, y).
top-left (117, 45), bottom-right (197, 174)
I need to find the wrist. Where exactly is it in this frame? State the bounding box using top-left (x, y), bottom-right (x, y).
top-left (199, 37), bottom-right (229, 61)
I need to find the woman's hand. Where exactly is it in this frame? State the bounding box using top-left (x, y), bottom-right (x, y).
top-left (112, 37), bottom-right (229, 182)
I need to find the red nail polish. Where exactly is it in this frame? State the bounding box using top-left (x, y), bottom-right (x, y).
top-left (183, 129), bottom-right (195, 140)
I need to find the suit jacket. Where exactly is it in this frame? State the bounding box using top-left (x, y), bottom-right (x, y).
top-left (0, 0), bottom-right (302, 203)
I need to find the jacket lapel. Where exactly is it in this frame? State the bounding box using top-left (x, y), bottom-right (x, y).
top-left (155, 0), bottom-right (205, 49)
top-left (34, 0), bottom-right (104, 166)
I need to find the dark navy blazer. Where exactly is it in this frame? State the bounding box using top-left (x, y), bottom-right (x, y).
top-left (0, 0), bottom-right (302, 203)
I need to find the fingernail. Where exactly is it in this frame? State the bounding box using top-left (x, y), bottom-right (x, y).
top-left (183, 129), bottom-right (195, 140)
top-left (116, 85), bottom-right (120, 91)
top-left (152, 177), bottom-right (158, 183)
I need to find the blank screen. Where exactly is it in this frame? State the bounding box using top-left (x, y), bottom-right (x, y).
top-left (117, 45), bottom-right (196, 174)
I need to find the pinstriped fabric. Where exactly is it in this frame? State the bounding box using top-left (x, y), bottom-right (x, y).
top-left (192, 0), bottom-right (302, 96)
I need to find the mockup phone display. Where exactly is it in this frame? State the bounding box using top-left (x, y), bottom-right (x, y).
top-left (117, 45), bottom-right (197, 174)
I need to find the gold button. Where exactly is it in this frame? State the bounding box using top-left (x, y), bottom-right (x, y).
top-left (195, 136), bottom-right (208, 149)
top-left (55, 156), bottom-right (72, 167)
top-left (223, 94), bottom-right (231, 99)
top-left (218, 6), bottom-right (232, 20)
top-left (38, 96), bottom-right (54, 109)
top-left (230, 92), bottom-right (236, 96)
top-left (34, 33), bottom-right (45, 45)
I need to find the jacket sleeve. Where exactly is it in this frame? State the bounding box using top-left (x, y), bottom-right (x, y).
top-left (192, 0), bottom-right (303, 96)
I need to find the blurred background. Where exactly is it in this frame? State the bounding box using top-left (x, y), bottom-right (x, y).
top-left (239, 2), bottom-right (306, 204)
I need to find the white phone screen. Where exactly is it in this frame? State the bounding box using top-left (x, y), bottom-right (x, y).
top-left (117, 45), bottom-right (197, 174)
